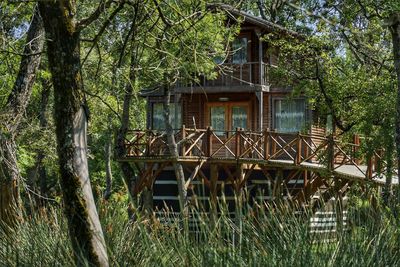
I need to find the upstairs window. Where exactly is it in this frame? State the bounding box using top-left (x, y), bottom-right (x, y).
top-left (152, 103), bottom-right (182, 130)
top-left (232, 37), bottom-right (248, 64)
top-left (274, 99), bottom-right (306, 133)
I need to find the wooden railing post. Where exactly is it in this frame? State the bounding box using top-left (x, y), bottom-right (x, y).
top-left (296, 132), bottom-right (302, 165)
top-left (146, 131), bottom-right (151, 157)
top-left (353, 134), bottom-right (360, 164)
top-left (235, 127), bottom-right (241, 158)
top-left (206, 126), bottom-right (213, 157)
top-left (181, 124), bottom-right (186, 157)
top-left (327, 133), bottom-right (335, 172)
top-left (271, 129), bottom-right (277, 157)
top-left (263, 128), bottom-right (270, 160)
top-left (367, 156), bottom-right (373, 179)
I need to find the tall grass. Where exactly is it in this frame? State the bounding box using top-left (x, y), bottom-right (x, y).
top-left (1, 197), bottom-right (399, 266)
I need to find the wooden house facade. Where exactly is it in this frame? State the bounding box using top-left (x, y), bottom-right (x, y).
top-left (120, 5), bottom-right (393, 214)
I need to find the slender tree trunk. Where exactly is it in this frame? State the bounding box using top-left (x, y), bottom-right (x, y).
top-left (26, 77), bottom-right (51, 208)
top-left (0, 5), bottom-right (44, 225)
top-left (103, 116), bottom-right (113, 200)
top-left (38, 79), bottom-right (51, 203)
top-left (38, 2), bottom-right (108, 266)
top-left (115, 2), bottom-right (147, 211)
top-left (163, 85), bottom-right (188, 216)
top-left (389, 13), bottom-right (400, 203)
top-left (115, 50), bottom-right (138, 207)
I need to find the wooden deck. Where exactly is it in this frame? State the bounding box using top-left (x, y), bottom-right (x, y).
top-left (120, 127), bottom-right (398, 186)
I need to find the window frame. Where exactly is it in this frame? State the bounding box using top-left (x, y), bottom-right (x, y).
top-left (151, 102), bottom-right (182, 130)
top-left (231, 33), bottom-right (251, 64)
top-left (205, 102), bottom-right (251, 136)
top-left (272, 97), bottom-right (308, 133)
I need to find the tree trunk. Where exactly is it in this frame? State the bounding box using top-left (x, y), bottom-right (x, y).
top-left (115, 52), bottom-right (138, 207)
top-left (38, 79), bottom-right (51, 203)
top-left (26, 78), bottom-right (51, 208)
top-left (103, 117), bottom-right (113, 200)
top-left (163, 86), bottom-right (188, 216)
top-left (389, 13), bottom-right (400, 204)
top-left (38, 2), bottom-right (108, 266)
top-left (0, 5), bottom-right (44, 225)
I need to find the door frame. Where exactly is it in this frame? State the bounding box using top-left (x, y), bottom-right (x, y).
top-left (205, 101), bottom-right (251, 132)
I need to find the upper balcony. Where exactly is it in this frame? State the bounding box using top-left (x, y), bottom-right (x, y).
top-left (176, 61), bottom-right (270, 93)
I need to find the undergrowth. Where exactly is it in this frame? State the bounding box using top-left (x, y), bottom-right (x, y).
top-left (1, 196), bottom-right (400, 267)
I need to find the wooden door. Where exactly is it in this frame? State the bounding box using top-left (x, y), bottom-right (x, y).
top-left (205, 102), bottom-right (251, 157)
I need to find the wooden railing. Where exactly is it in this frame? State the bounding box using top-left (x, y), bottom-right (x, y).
top-left (123, 127), bottom-right (388, 181)
top-left (177, 62), bottom-right (269, 88)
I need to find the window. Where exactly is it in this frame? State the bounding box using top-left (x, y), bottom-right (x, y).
top-left (274, 99), bottom-right (306, 132)
top-left (231, 106), bottom-right (247, 130)
top-left (152, 103), bottom-right (181, 130)
top-left (208, 103), bottom-right (249, 136)
top-left (232, 37), bottom-right (248, 64)
top-left (210, 106), bottom-right (226, 136)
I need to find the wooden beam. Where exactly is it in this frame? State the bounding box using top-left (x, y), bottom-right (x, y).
top-left (210, 164), bottom-right (219, 226)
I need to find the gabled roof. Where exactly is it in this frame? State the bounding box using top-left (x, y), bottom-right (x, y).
top-left (207, 3), bottom-right (302, 38)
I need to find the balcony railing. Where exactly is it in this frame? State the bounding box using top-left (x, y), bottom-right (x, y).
top-left (177, 62), bottom-right (269, 88)
top-left (121, 127), bottom-right (390, 181)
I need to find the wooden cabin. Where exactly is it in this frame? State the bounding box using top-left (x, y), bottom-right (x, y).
top-left (121, 5), bottom-right (393, 214)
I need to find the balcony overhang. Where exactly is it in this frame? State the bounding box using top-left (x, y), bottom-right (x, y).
top-left (140, 84), bottom-right (270, 97)
top-left (174, 84), bottom-right (269, 94)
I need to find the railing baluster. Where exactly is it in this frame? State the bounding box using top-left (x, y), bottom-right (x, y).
top-left (146, 131), bottom-right (151, 157)
top-left (206, 126), bottom-right (212, 157)
top-left (327, 134), bottom-right (335, 172)
top-left (367, 155), bottom-right (373, 179)
top-left (235, 127), bottom-right (242, 158)
top-left (181, 124), bottom-right (186, 157)
top-left (264, 129), bottom-right (270, 160)
top-left (271, 130), bottom-right (277, 157)
top-left (296, 132), bottom-right (302, 165)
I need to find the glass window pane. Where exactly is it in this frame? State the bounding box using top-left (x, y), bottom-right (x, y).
top-left (152, 103), bottom-right (164, 130)
top-left (210, 106), bottom-right (225, 136)
top-left (274, 99), bottom-right (306, 132)
top-left (232, 106), bottom-right (247, 130)
top-left (232, 37), bottom-right (247, 64)
top-left (171, 103), bottom-right (182, 129)
top-left (152, 103), bottom-right (181, 130)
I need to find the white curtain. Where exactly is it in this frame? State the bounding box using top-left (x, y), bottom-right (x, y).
top-left (152, 103), bottom-right (181, 130)
top-left (210, 106), bottom-right (225, 135)
top-left (275, 99), bottom-right (306, 132)
top-left (232, 106), bottom-right (247, 130)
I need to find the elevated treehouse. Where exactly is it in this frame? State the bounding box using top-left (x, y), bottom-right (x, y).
top-left (118, 5), bottom-right (396, 214)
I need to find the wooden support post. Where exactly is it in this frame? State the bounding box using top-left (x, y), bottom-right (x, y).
top-left (296, 132), bottom-right (302, 165)
top-left (210, 164), bottom-right (218, 227)
top-left (273, 168), bottom-right (283, 201)
top-left (234, 164), bottom-right (244, 246)
top-left (206, 126), bottom-right (213, 157)
top-left (271, 130), bottom-right (277, 157)
top-left (142, 186), bottom-right (153, 216)
top-left (327, 134), bottom-right (335, 172)
top-left (367, 156), bottom-right (373, 179)
top-left (304, 170), bottom-right (309, 200)
top-left (235, 127), bottom-right (241, 158)
top-left (264, 129), bottom-right (270, 160)
top-left (334, 178), bottom-right (344, 234)
top-left (353, 134), bottom-right (360, 164)
top-left (146, 131), bottom-right (152, 157)
top-left (181, 124), bottom-right (186, 156)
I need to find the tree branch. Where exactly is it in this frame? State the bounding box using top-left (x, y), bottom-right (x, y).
top-left (76, 0), bottom-right (116, 32)
top-left (81, 1), bottom-right (125, 67)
